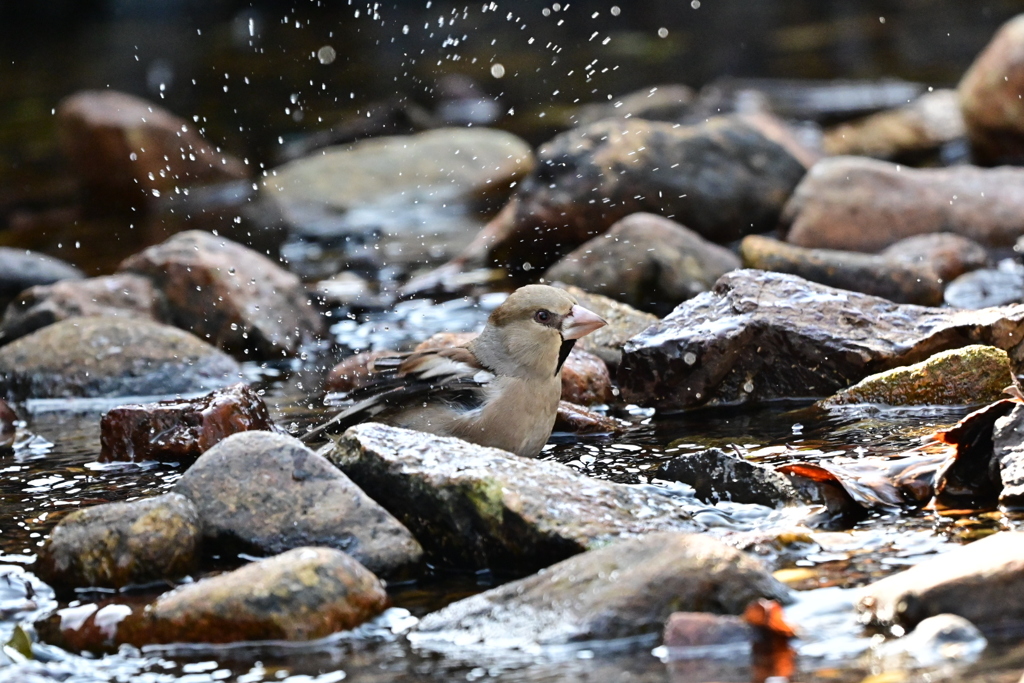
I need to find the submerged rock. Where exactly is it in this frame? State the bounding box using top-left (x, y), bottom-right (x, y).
top-left (618, 270), bottom-right (1024, 411)
top-left (0, 317), bottom-right (240, 400)
top-left (860, 531), bottom-right (1024, 638)
top-left (657, 448), bottom-right (799, 508)
top-left (36, 493), bottom-right (201, 592)
top-left (782, 157), bottom-right (1024, 251)
top-left (0, 274), bottom-right (170, 344)
top-left (99, 383), bottom-right (274, 463)
top-left (173, 431), bottom-right (422, 577)
top-left (817, 345), bottom-right (1013, 408)
top-left (0, 248), bottom-right (84, 311)
top-left (413, 532), bottom-right (789, 647)
top-left (120, 547), bottom-right (389, 646)
top-left (120, 230), bottom-right (324, 360)
top-left (554, 285), bottom-right (659, 368)
top-left (326, 423), bottom-right (695, 573)
top-left (545, 213), bottom-right (740, 316)
top-left (740, 234), bottom-right (944, 305)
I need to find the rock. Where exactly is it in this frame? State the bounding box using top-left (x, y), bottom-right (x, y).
top-left (119, 231), bottom-right (324, 359)
top-left (739, 234), bottom-right (944, 306)
top-left (875, 614), bottom-right (987, 668)
top-left (326, 423), bottom-right (695, 572)
top-left (945, 266), bottom-right (1024, 309)
top-left (656, 448), bottom-right (799, 507)
top-left (618, 270), bottom-right (1024, 411)
top-left (860, 531), bottom-right (1024, 637)
top-left (822, 89), bottom-right (965, 161)
top-left (99, 383), bottom-right (274, 463)
top-left (817, 345), bottom-right (1013, 408)
top-left (959, 15), bottom-right (1024, 165)
top-left (173, 431), bottom-right (422, 577)
top-left (0, 399), bottom-right (16, 448)
top-left (554, 285), bottom-right (659, 368)
top-left (663, 612), bottom-right (752, 649)
top-left (545, 213), bottom-right (740, 316)
top-left (0, 317), bottom-right (240, 400)
top-left (573, 84), bottom-right (695, 126)
top-left (412, 532), bottom-right (790, 647)
top-left (782, 157), bottom-right (1024, 252)
top-left (438, 116), bottom-right (807, 280)
top-left (553, 401), bottom-right (629, 434)
top-left (324, 350), bottom-right (397, 394)
top-left (880, 233), bottom-right (989, 283)
top-left (0, 274), bottom-right (170, 344)
top-left (36, 493), bottom-right (201, 592)
top-left (992, 403), bottom-right (1024, 509)
top-left (0, 248), bottom-right (83, 311)
top-left (120, 547), bottom-right (389, 645)
top-left (559, 348), bottom-right (613, 405)
top-left (56, 90), bottom-right (248, 204)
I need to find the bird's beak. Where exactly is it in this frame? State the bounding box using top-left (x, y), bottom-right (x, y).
top-left (561, 304), bottom-right (607, 340)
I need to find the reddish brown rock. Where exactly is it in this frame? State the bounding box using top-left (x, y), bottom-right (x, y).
top-left (782, 157), bottom-right (1024, 252)
top-left (880, 233), bottom-right (989, 283)
top-left (554, 401), bottom-right (629, 434)
top-left (959, 15), bottom-right (1024, 165)
top-left (663, 612), bottom-right (752, 648)
top-left (57, 90), bottom-right (248, 204)
top-left (120, 231), bottom-right (325, 359)
top-left (0, 274), bottom-right (170, 344)
top-left (99, 383), bottom-right (274, 463)
top-left (559, 348), bottom-right (613, 405)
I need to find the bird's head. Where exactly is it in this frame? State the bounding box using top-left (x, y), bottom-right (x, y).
top-left (477, 284), bottom-right (606, 378)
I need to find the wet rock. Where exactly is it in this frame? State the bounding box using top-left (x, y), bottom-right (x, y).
top-left (324, 350), bottom-right (397, 394)
top-left (413, 532), bottom-right (789, 647)
top-left (553, 401), bottom-right (629, 434)
top-left (0, 248), bottom-right (83, 311)
top-left (0, 399), bottom-right (16, 448)
top-left (120, 547), bottom-right (389, 646)
top-left (326, 423), bottom-right (695, 573)
top-left (959, 15), bottom-right (1024, 165)
top-left (559, 348), bottom-right (613, 405)
top-left (945, 266), bottom-right (1024, 309)
top-left (663, 612), bottom-right (752, 648)
top-left (657, 448), bottom-right (799, 508)
top-left (880, 233), bottom-right (989, 284)
top-left (573, 84), bottom-right (695, 126)
top-left (0, 317), bottom-right (240, 400)
top-left (120, 231), bottom-right (324, 359)
top-left (782, 156), bottom-right (1024, 252)
top-left (36, 493), bottom-right (201, 592)
top-left (860, 531), bottom-right (1024, 638)
top-left (99, 383), bottom-right (274, 463)
top-left (0, 274), bottom-right (170, 344)
top-left (618, 270), bottom-right (1024, 411)
top-left (875, 614), bottom-right (987, 668)
top-left (822, 89), bottom-right (965, 161)
top-left (817, 345), bottom-right (1013, 408)
top-left (992, 403), bottom-right (1024, 509)
top-left (554, 285), bottom-right (659, 368)
top-left (545, 213), bottom-right (740, 316)
top-left (440, 116), bottom-right (807, 280)
top-left (57, 90), bottom-right (248, 204)
top-left (173, 431), bottom-right (422, 577)
top-left (739, 234), bottom-right (944, 306)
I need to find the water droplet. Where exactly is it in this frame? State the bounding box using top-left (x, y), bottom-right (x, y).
top-left (490, 63), bottom-right (506, 78)
top-left (317, 46), bottom-right (337, 65)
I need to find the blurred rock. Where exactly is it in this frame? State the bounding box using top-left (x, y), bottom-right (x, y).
top-left (960, 15), bottom-right (1024, 165)
top-left (36, 493), bottom-right (200, 592)
top-left (120, 547), bottom-right (389, 645)
top-left (0, 399), bottom-right (16, 448)
top-left (945, 266), bottom-right (1024, 309)
top-left (99, 383), bottom-right (274, 463)
top-left (554, 285), bottom-right (659, 369)
top-left (56, 90), bottom-right (248, 205)
top-left (0, 274), bottom-right (169, 344)
top-left (0, 317), bottom-right (240, 400)
top-left (413, 533), bottom-right (789, 647)
top-left (818, 345), bottom-right (1013, 408)
top-left (545, 213), bottom-right (740, 316)
top-left (860, 531), bottom-right (1024, 638)
top-left (573, 84), bottom-right (695, 127)
top-left (554, 401), bottom-right (629, 434)
top-left (120, 230), bottom-right (324, 360)
top-left (875, 614), bottom-right (987, 668)
top-left (783, 157), bottom-right (1024, 252)
top-left (173, 431), bottom-right (422, 577)
top-left (823, 89), bottom-right (965, 161)
top-left (618, 270), bottom-right (1024, 411)
top-left (740, 234), bottom-right (944, 305)
top-left (0, 248), bottom-right (83, 312)
top-left (657, 448), bottom-right (799, 508)
top-left (881, 233), bottom-right (989, 283)
top-left (327, 423), bottom-right (695, 573)
top-left (663, 612), bottom-right (752, 649)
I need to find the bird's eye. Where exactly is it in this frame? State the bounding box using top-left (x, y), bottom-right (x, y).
top-left (534, 309), bottom-right (551, 324)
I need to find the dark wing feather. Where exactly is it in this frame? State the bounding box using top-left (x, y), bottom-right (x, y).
top-left (300, 346), bottom-right (494, 443)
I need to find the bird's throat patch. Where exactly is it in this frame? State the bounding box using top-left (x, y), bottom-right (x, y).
top-left (556, 338), bottom-right (576, 375)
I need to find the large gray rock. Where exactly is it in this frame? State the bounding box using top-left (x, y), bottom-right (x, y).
top-left (173, 431), bottom-right (422, 577)
top-left (618, 270), bottom-right (1024, 411)
top-left (0, 316), bottom-right (240, 400)
top-left (413, 532), bottom-right (790, 648)
top-left (326, 423), bottom-right (696, 573)
top-left (993, 404), bottom-right (1024, 509)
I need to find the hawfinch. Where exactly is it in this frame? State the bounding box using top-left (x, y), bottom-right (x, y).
top-left (302, 285), bottom-right (606, 457)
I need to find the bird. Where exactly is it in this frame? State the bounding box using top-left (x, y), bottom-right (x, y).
top-left (301, 284), bottom-right (607, 457)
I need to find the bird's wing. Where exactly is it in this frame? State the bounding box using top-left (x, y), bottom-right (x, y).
top-left (300, 345), bottom-right (495, 443)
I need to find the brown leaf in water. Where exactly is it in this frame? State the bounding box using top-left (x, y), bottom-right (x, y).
top-left (932, 398), bottom-right (1018, 509)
